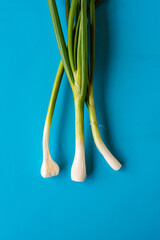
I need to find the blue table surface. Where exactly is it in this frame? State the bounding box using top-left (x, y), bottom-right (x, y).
top-left (0, 0), bottom-right (160, 239)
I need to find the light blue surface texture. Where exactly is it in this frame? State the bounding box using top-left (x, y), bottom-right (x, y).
top-left (0, 0), bottom-right (160, 239)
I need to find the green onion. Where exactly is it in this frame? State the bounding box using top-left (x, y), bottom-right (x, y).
top-left (41, 61), bottom-right (64, 178)
top-left (87, 0), bottom-right (121, 170)
top-left (41, 0), bottom-right (121, 181)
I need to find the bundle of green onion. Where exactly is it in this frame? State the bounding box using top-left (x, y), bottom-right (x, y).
top-left (41, 0), bottom-right (122, 182)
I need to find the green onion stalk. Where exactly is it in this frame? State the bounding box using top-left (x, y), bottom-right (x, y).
top-left (41, 0), bottom-right (121, 181)
top-left (86, 0), bottom-right (121, 170)
top-left (41, 61), bottom-right (64, 178)
top-left (41, 0), bottom-right (88, 182)
top-left (71, 0), bottom-right (88, 182)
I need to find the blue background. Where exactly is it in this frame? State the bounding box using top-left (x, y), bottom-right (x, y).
top-left (0, 0), bottom-right (160, 239)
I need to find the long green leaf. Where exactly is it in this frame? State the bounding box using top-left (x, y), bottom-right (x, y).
top-left (90, 0), bottom-right (95, 84)
top-left (74, 12), bottom-right (81, 69)
top-left (75, 0), bottom-right (81, 25)
top-left (47, 0), bottom-right (74, 87)
top-left (80, 0), bottom-right (88, 101)
top-left (77, 21), bottom-right (81, 74)
top-left (65, 0), bottom-right (70, 26)
top-left (46, 61), bottom-right (64, 126)
top-left (68, 0), bottom-right (78, 74)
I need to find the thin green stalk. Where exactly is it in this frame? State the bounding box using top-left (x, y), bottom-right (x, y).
top-left (74, 12), bottom-right (81, 70)
top-left (75, 100), bottom-right (84, 142)
top-left (87, 85), bottom-right (101, 142)
top-left (65, 0), bottom-right (70, 26)
top-left (89, 0), bottom-right (95, 84)
top-left (68, 0), bottom-right (78, 74)
top-left (80, 0), bottom-right (88, 102)
top-left (86, 0), bottom-right (122, 170)
top-left (75, 0), bottom-right (81, 25)
top-left (87, 85), bottom-right (122, 171)
top-left (77, 22), bottom-right (81, 77)
top-left (45, 61), bottom-right (64, 126)
top-left (47, 0), bottom-right (73, 87)
top-left (41, 61), bottom-right (64, 178)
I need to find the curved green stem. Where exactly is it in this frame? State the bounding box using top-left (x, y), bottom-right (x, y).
top-left (80, 0), bottom-right (88, 102)
top-left (47, 0), bottom-right (74, 88)
top-left (45, 61), bottom-right (64, 126)
top-left (75, 0), bottom-right (81, 25)
top-left (87, 84), bottom-right (122, 171)
top-left (74, 12), bottom-right (81, 70)
top-left (65, 0), bottom-right (70, 26)
top-left (41, 60), bottom-right (64, 179)
top-left (68, 0), bottom-right (78, 74)
top-left (77, 22), bottom-right (81, 77)
top-left (89, 0), bottom-right (95, 84)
